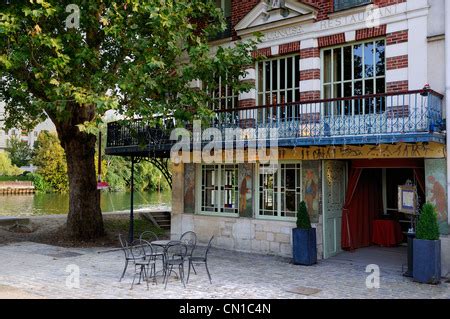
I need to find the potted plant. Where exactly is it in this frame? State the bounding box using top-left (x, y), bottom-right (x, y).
top-left (292, 201), bottom-right (317, 265)
top-left (413, 203), bottom-right (441, 284)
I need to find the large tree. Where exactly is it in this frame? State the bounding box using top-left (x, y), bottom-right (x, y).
top-left (0, 0), bottom-right (257, 239)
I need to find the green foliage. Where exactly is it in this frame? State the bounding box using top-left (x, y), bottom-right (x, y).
top-left (0, 0), bottom-right (258, 131)
top-left (297, 201), bottom-right (312, 229)
top-left (105, 155), bottom-right (169, 192)
top-left (5, 136), bottom-right (33, 167)
top-left (28, 172), bottom-right (52, 193)
top-left (0, 151), bottom-right (22, 176)
top-left (32, 131), bottom-right (68, 192)
top-left (416, 203), bottom-right (440, 241)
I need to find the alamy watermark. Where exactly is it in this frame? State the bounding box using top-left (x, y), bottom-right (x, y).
top-left (65, 264), bottom-right (80, 289)
top-left (365, 264), bottom-right (380, 289)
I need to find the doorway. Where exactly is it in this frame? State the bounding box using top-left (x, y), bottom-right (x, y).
top-left (341, 159), bottom-right (425, 252)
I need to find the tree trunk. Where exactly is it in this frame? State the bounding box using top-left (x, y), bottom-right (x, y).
top-left (59, 127), bottom-right (104, 240)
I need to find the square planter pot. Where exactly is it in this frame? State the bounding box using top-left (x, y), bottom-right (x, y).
top-left (292, 228), bottom-right (317, 266)
top-left (413, 239), bottom-right (441, 284)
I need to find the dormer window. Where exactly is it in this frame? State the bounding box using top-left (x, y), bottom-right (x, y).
top-left (334, 0), bottom-right (372, 12)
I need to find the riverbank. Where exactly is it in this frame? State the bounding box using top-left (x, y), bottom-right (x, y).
top-left (0, 212), bottom-right (169, 248)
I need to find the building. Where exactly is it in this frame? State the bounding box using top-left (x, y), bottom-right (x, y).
top-left (106, 0), bottom-right (450, 277)
top-left (0, 101), bottom-right (56, 154)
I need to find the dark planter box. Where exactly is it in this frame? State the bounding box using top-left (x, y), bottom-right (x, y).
top-left (413, 239), bottom-right (441, 284)
top-left (292, 228), bottom-right (317, 266)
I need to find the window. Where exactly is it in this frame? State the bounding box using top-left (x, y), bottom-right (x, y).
top-left (256, 55), bottom-right (300, 106)
top-left (207, 75), bottom-right (239, 111)
top-left (258, 163), bottom-right (302, 219)
top-left (211, 0), bottom-right (232, 41)
top-left (322, 39), bottom-right (386, 116)
top-left (334, 0), bottom-right (372, 12)
top-left (216, 0), bottom-right (231, 19)
top-left (201, 164), bottom-right (239, 215)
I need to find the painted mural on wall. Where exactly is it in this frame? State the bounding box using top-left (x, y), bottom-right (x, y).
top-left (302, 161), bottom-right (321, 224)
top-left (184, 164), bottom-right (196, 214)
top-left (425, 159), bottom-right (449, 235)
top-left (238, 163), bottom-right (253, 218)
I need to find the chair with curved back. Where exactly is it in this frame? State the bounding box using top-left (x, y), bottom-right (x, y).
top-left (118, 234), bottom-right (145, 282)
top-left (179, 231), bottom-right (197, 259)
top-left (163, 241), bottom-right (188, 289)
top-left (139, 231), bottom-right (165, 268)
top-left (187, 236), bottom-right (214, 284)
top-left (130, 239), bottom-right (157, 290)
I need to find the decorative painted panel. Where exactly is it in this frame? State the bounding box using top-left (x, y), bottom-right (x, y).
top-left (302, 161), bottom-right (321, 224)
top-left (184, 164), bottom-right (196, 214)
top-left (425, 159), bottom-right (449, 235)
top-left (238, 163), bottom-right (253, 218)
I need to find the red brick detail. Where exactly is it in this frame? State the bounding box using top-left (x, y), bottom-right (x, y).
top-left (386, 30), bottom-right (408, 45)
top-left (355, 25), bottom-right (387, 41)
top-left (230, 0), bottom-right (406, 40)
top-left (300, 47), bottom-right (320, 59)
top-left (301, 0), bottom-right (332, 21)
top-left (279, 41), bottom-right (301, 55)
top-left (386, 55), bottom-right (408, 70)
top-left (252, 47), bottom-right (272, 59)
top-left (300, 69), bottom-right (320, 81)
top-left (374, 0), bottom-right (406, 8)
top-left (387, 81), bottom-right (409, 92)
top-left (239, 99), bottom-right (256, 108)
top-left (300, 91), bottom-right (321, 102)
top-left (318, 33), bottom-right (346, 48)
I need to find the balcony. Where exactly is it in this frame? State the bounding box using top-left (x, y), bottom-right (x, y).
top-left (105, 89), bottom-right (445, 157)
top-left (334, 0), bottom-right (372, 12)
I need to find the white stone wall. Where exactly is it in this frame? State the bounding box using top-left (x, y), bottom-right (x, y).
top-left (171, 213), bottom-right (324, 259)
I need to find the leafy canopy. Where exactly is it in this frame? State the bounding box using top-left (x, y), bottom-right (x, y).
top-left (32, 131), bottom-right (68, 192)
top-left (0, 0), bottom-right (258, 132)
top-left (0, 151), bottom-right (23, 176)
top-left (416, 203), bottom-right (440, 241)
top-left (6, 135), bottom-right (33, 167)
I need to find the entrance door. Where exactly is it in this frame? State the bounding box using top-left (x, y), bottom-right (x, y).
top-left (323, 161), bottom-right (347, 259)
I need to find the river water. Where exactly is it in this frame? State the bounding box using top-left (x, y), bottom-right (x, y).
top-left (0, 190), bottom-right (172, 217)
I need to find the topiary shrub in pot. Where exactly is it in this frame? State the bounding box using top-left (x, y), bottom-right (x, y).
top-left (292, 201), bottom-right (317, 265)
top-left (413, 203), bottom-right (441, 284)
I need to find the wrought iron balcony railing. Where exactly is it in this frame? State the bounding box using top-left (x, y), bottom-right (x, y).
top-left (213, 89), bottom-right (444, 146)
top-left (105, 89), bottom-right (445, 156)
top-left (334, 0), bottom-right (372, 12)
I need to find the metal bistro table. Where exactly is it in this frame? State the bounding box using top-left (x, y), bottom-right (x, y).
top-left (151, 240), bottom-right (182, 281)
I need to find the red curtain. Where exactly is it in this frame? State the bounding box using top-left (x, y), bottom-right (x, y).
top-left (341, 168), bottom-right (362, 250)
top-left (341, 169), bottom-right (383, 250)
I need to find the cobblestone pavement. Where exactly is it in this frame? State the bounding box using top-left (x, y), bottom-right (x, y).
top-left (0, 242), bottom-right (448, 299)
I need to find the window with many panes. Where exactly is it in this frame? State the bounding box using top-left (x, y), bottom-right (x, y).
top-left (256, 55), bottom-right (300, 106)
top-left (258, 163), bottom-right (302, 219)
top-left (322, 39), bottom-right (386, 116)
top-left (207, 76), bottom-right (239, 111)
top-left (201, 164), bottom-right (239, 215)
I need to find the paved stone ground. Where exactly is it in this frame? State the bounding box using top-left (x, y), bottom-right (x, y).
top-left (0, 242), bottom-right (448, 299)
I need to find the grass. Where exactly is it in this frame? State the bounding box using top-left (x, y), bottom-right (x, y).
top-left (104, 217), bottom-right (167, 239)
top-left (0, 175), bottom-right (32, 182)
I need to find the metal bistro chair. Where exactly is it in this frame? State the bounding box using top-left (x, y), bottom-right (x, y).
top-left (163, 241), bottom-right (188, 289)
top-left (179, 231), bottom-right (198, 274)
top-left (130, 239), bottom-right (157, 290)
top-left (187, 236), bottom-right (214, 284)
top-left (118, 234), bottom-right (145, 282)
top-left (139, 231), bottom-right (165, 269)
